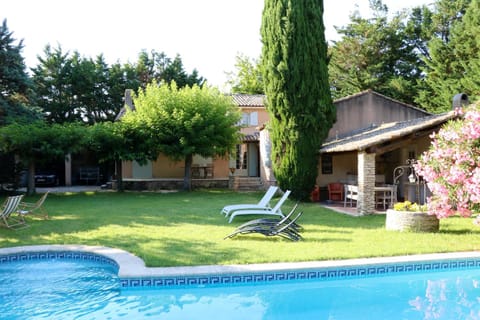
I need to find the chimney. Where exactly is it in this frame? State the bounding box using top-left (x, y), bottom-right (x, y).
top-left (114, 89), bottom-right (135, 121)
top-left (452, 93), bottom-right (469, 109)
top-left (124, 89), bottom-right (135, 111)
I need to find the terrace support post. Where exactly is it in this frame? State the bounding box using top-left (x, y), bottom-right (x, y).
top-left (65, 154), bottom-right (72, 186)
top-left (357, 151), bottom-right (376, 215)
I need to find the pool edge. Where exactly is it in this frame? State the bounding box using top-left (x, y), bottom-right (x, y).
top-left (1, 245), bottom-right (479, 279)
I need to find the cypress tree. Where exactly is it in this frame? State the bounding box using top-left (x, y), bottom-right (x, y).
top-left (261, 0), bottom-right (335, 200)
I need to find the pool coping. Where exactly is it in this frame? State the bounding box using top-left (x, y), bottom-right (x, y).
top-left (2, 245), bottom-right (480, 280)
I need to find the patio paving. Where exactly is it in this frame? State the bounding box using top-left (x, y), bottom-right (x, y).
top-left (319, 200), bottom-right (387, 217)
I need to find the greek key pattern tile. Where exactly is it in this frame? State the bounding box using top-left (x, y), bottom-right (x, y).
top-left (120, 258), bottom-right (480, 288)
top-left (2, 251), bottom-right (479, 289)
top-left (0, 251), bottom-right (119, 270)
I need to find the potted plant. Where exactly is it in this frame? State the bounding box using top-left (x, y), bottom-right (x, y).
top-left (385, 201), bottom-right (439, 232)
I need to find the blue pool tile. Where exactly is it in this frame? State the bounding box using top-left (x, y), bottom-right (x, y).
top-left (3, 251), bottom-right (480, 290)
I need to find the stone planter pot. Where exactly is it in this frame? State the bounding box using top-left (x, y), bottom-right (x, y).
top-left (385, 209), bottom-right (439, 232)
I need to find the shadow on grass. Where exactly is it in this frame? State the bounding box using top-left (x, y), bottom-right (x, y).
top-left (438, 229), bottom-right (476, 235)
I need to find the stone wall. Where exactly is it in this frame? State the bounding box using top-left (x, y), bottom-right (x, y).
top-left (115, 179), bottom-right (229, 191)
top-left (357, 152), bottom-right (376, 214)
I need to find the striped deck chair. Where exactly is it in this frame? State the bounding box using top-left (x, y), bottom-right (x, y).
top-left (0, 195), bottom-right (27, 229)
top-left (18, 191), bottom-right (50, 219)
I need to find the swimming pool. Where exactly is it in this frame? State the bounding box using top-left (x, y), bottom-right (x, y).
top-left (1, 246), bottom-right (480, 319)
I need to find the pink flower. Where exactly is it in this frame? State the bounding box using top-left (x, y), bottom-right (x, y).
top-left (417, 102), bottom-right (480, 222)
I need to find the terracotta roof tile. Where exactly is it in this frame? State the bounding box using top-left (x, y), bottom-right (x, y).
top-left (231, 94), bottom-right (266, 107)
top-left (243, 132), bottom-right (260, 142)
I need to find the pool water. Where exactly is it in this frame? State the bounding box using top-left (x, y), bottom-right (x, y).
top-left (0, 259), bottom-right (120, 319)
top-left (1, 258), bottom-right (480, 319)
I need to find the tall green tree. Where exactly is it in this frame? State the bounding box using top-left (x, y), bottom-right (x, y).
top-left (0, 19), bottom-right (38, 124)
top-left (32, 47), bottom-right (206, 124)
top-left (32, 45), bottom-right (76, 124)
top-left (33, 47), bottom-right (130, 124)
top-left (134, 50), bottom-right (205, 89)
top-left (69, 53), bottom-right (126, 124)
top-left (415, 0), bottom-right (472, 112)
top-left (451, 0), bottom-right (480, 104)
top-left (122, 81), bottom-right (241, 191)
top-left (226, 53), bottom-right (264, 94)
top-left (261, 0), bottom-right (335, 200)
top-left (329, 0), bottom-right (425, 104)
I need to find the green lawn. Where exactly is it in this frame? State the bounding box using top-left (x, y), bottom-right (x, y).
top-left (1, 190), bottom-right (480, 267)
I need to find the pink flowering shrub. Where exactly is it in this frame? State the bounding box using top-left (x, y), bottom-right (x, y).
top-left (415, 103), bottom-right (480, 224)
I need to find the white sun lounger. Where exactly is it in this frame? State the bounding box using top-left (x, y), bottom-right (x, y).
top-left (221, 185), bottom-right (279, 217)
top-left (228, 190), bottom-right (291, 223)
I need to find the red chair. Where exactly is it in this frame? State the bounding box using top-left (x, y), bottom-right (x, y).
top-left (310, 185), bottom-right (320, 202)
top-left (328, 183), bottom-right (344, 201)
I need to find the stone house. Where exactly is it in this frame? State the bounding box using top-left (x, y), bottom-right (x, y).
top-left (118, 92), bottom-right (270, 190)
top-left (117, 89), bottom-right (459, 214)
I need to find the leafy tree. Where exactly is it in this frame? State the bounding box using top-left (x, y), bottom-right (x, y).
top-left (261, 0), bottom-right (335, 200)
top-left (134, 50), bottom-right (205, 89)
top-left (33, 47), bottom-right (130, 124)
top-left (404, 5), bottom-right (435, 61)
top-left (32, 45), bottom-right (76, 124)
top-left (430, 0), bottom-right (471, 42)
top-left (85, 121), bottom-right (157, 192)
top-left (452, 0), bottom-right (480, 103)
top-left (163, 55), bottom-right (205, 88)
top-left (32, 47), bottom-right (205, 124)
top-left (69, 53), bottom-right (129, 124)
top-left (0, 19), bottom-right (39, 124)
top-left (122, 81), bottom-right (241, 190)
top-left (0, 121), bottom-right (85, 195)
top-left (329, 0), bottom-right (425, 104)
top-left (108, 61), bottom-right (142, 104)
top-left (415, 0), bottom-right (473, 113)
top-left (225, 53), bottom-right (264, 94)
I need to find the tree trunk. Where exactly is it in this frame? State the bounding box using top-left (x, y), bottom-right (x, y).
top-left (183, 154), bottom-right (193, 191)
top-left (27, 160), bottom-right (36, 196)
top-left (115, 159), bottom-right (124, 192)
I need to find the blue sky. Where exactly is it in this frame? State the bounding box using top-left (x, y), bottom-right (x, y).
top-left (3, 0), bottom-right (432, 90)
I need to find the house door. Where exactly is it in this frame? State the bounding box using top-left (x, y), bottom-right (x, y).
top-left (132, 160), bottom-right (152, 179)
top-left (247, 143), bottom-right (259, 177)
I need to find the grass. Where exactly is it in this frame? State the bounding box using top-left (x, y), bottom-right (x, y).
top-left (1, 190), bottom-right (480, 267)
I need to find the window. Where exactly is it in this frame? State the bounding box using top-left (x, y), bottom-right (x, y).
top-left (239, 112), bottom-right (258, 126)
top-left (249, 112), bottom-right (258, 125)
top-left (240, 113), bottom-right (249, 126)
top-left (321, 154), bottom-right (333, 174)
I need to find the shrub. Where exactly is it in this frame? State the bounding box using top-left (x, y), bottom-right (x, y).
top-left (415, 102), bottom-right (480, 224)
